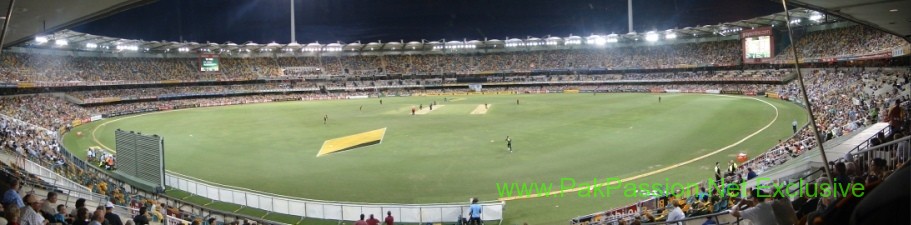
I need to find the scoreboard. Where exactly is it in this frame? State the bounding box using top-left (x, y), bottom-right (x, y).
top-left (741, 27), bottom-right (774, 64)
top-left (199, 54), bottom-right (220, 72)
top-left (744, 36), bottom-right (772, 58)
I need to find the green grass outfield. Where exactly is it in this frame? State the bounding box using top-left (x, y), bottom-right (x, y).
top-left (63, 93), bottom-right (808, 224)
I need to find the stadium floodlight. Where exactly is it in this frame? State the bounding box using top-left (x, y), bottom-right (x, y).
top-left (588, 36), bottom-right (607, 46)
top-left (645, 32), bottom-right (659, 42)
top-left (35, 36), bottom-right (48, 44)
top-left (665, 32), bottom-right (677, 40)
top-left (605, 33), bottom-right (619, 43)
top-left (54, 39), bottom-right (68, 46)
top-left (809, 14), bottom-right (822, 21)
top-left (85, 43), bottom-right (97, 49)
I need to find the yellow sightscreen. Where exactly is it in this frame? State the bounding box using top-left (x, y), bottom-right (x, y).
top-left (317, 128), bottom-right (387, 157)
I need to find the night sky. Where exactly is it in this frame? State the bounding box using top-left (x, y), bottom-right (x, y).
top-left (72, 0), bottom-right (784, 44)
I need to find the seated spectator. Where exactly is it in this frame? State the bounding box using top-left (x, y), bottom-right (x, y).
top-left (730, 189), bottom-right (777, 225)
top-left (20, 194), bottom-right (45, 225)
top-left (40, 192), bottom-right (58, 220)
top-left (53, 205), bottom-right (68, 225)
top-left (132, 207), bottom-right (149, 225)
top-left (71, 208), bottom-right (88, 225)
top-left (665, 200), bottom-right (685, 224)
top-left (5, 203), bottom-right (19, 225)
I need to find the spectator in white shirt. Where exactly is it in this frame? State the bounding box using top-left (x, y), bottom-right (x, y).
top-left (730, 189), bottom-right (778, 225)
top-left (665, 200), bottom-right (685, 225)
top-left (20, 194), bottom-right (46, 225)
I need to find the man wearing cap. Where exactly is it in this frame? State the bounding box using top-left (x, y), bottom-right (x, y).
top-left (103, 202), bottom-right (123, 225)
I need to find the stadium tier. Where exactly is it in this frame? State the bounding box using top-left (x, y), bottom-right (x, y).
top-left (2, 24), bottom-right (908, 84)
top-left (0, 3), bottom-right (910, 225)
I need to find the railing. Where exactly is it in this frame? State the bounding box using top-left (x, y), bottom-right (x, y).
top-left (166, 172), bottom-right (505, 223)
top-left (0, 153), bottom-right (110, 206)
top-left (0, 150), bottom-right (107, 204)
top-left (845, 135), bottom-right (910, 173)
top-left (843, 125), bottom-right (892, 158)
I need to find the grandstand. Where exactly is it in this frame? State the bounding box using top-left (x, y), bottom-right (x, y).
top-left (0, 0), bottom-right (909, 225)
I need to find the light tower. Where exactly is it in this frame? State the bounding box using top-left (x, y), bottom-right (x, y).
top-left (290, 0), bottom-right (296, 43)
top-left (628, 0), bottom-right (633, 33)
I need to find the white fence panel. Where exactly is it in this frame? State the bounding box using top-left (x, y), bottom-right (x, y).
top-left (482, 204), bottom-right (504, 220)
top-left (247, 194), bottom-right (260, 208)
top-left (218, 189), bottom-right (233, 203)
top-left (305, 202), bottom-right (323, 218)
top-left (178, 179), bottom-right (188, 191)
top-left (324, 204), bottom-right (342, 220)
top-left (188, 182), bottom-right (198, 196)
top-left (205, 185), bottom-right (219, 199)
top-left (400, 207), bottom-right (421, 223)
top-left (288, 201), bottom-right (306, 217)
top-left (421, 208), bottom-right (442, 223)
top-left (258, 195), bottom-right (273, 211)
top-left (342, 205), bottom-right (361, 221)
top-left (231, 190), bottom-right (246, 205)
top-left (441, 206), bottom-right (462, 222)
top-left (273, 198), bottom-right (289, 214)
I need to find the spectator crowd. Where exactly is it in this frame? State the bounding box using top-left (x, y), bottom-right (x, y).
top-left (579, 67), bottom-right (909, 225)
top-left (0, 24), bottom-right (905, 84)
